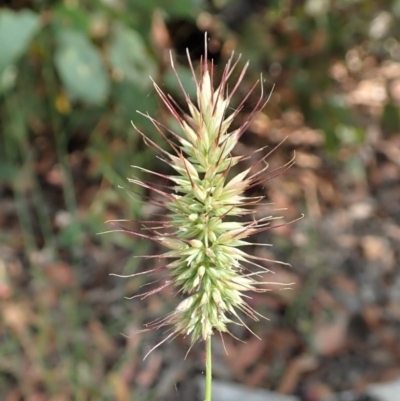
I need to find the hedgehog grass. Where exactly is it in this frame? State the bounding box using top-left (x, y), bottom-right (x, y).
top-left (107, 36), bottom-right (297, 401)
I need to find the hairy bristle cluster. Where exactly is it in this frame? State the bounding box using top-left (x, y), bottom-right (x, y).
top-left (108, 38), bottom-right (296, 356)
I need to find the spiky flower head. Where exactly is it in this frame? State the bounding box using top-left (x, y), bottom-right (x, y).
top-left (110, 37), bottom-right (295, 355)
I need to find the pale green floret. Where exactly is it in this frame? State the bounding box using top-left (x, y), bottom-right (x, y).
top-left (188, 213), bottom-right (198, 221)
top-left (181, 121), bottom-right (198, 144)
top-left (189, 239), bottom-right (203, 248)
top-left (159, 238), bottom-right (188, 250)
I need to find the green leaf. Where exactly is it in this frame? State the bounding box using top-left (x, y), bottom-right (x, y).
top-left (109, 24), bottom-right (156, 90)
top-left (335, 124), bottom-right (364, 145)
top-left (0, 9), bottom-right (41, 73)
top-left (381, 102), bottom-right (400, 133)
top-left (54, 29), bottom-right (110, 105)
top-left (113, 81), bottom-right (158, 123)
top-left (53, 3), bottom-right (90, 33)
top-left (133, 0), bottom-right (203, 17)
top-left (58, 225), bottom-right (83, 249)
top-left (0, 161), bottom-right (19, 183)
top-left (0, 9), bottom-right (41, 92)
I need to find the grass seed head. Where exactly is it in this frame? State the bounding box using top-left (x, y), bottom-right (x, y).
top-left (112, 36), bottom-right (295, 352)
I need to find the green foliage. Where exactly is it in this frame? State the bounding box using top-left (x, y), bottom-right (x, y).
top-left (109, 23), bottom-right (156, 90)
top-left (54, 28), bottom-right (110, 104)
top-left (0, 9), bottom-right (41, 92)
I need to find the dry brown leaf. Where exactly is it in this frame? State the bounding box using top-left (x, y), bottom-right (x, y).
top-left (5, 389), bottom-right (20, 401)
top-left (231, 335), bottom-right (266, 372)
top-left (151, 10), bottom-right (172, 67)
top-left (109, 373), bottom-right (130, 401)
top-left (89, 320), bottom-right (116, 356)
top-left (43, 262), bottom-right (75, 288)
top-left (295, 152), bottom-right (322, 169)
top-left (245, 364), bottom-right (270, 387)
top-left (278, 354), bottom-right (318, 394)
top-left (312, 311), bottom-right (349, 356)
top-left (136, 351), bottom-right (162, 387)
top-left (361, 235), bottom-right (394, 271)
top-left (2, 303), bottom-right (31, 334)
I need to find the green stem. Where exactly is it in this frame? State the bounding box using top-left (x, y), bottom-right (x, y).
top-left (205, 336), bottom-right (212, 401)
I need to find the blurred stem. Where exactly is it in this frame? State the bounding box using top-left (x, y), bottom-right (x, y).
top-left (42, 31), bottom-right (82, 264)
top-left (205, 337), bottom-right (212, 401)
top-left (14, 179), bottom-right (37, 253)
top-left (31, 174), bottom-right (58, 255)
top-left (3, 94), bottom-right (37, 253)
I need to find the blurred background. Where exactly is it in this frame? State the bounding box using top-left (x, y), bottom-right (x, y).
top-left (1, 0), bottom-right (400, 400)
